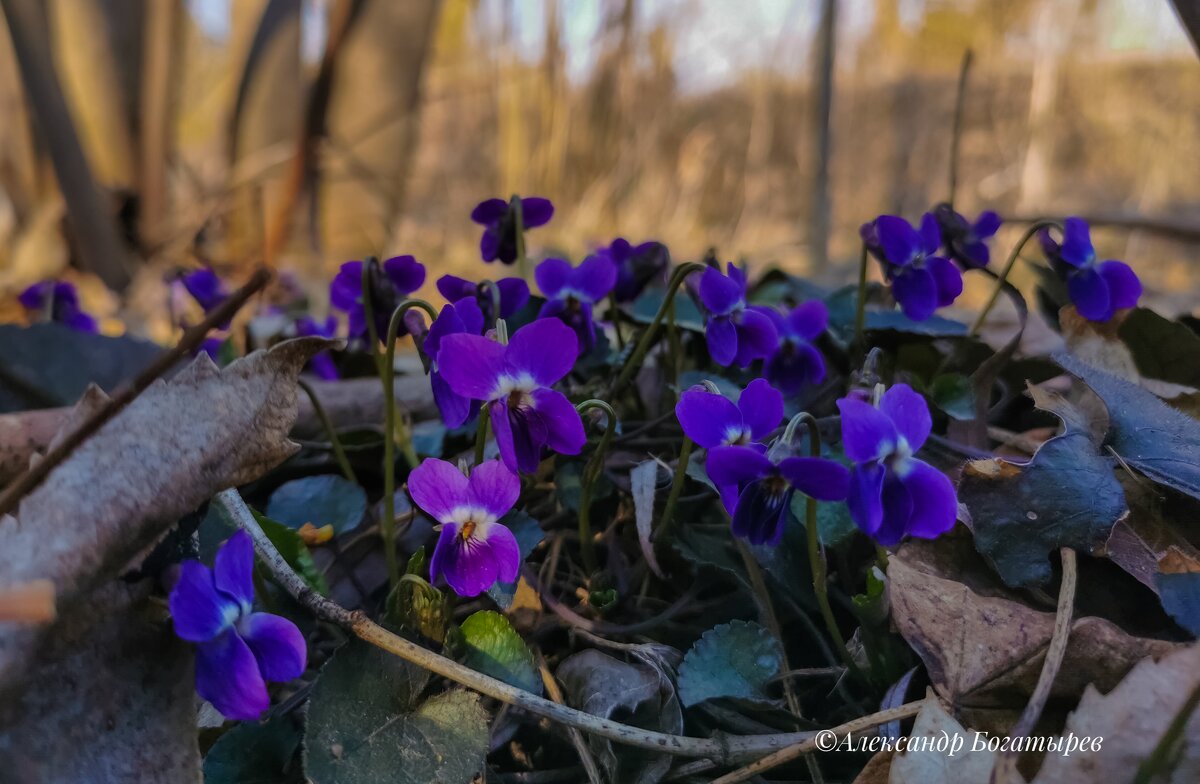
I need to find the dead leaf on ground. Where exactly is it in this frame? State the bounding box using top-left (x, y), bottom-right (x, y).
top-left (889, 537), bottom-right (1180, 709)
top-left (889, 696), bottom-right (998, 784)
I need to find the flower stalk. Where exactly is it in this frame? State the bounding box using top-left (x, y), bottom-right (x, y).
top-left (297, 379), bottom-right (357, 485)
top-left (654, 435), bottom-right (693, 545)
top-left (575, 399), bottom-right (618, 575)
top-left (852, 242), bottom-right (869, 363)
top-left (969, 220), bottom-right (1060, 336)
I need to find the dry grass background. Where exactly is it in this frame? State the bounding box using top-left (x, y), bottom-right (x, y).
top-left (0, 0), bottom-right (1196, 340)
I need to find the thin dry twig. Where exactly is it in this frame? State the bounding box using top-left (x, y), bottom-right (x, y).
top-left (0, 268), bottom-right (272, 517)
top-left (536, 650), bottom-right (603, 784)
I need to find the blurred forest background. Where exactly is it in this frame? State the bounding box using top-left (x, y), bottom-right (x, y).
top-left (0, 0), bottom-right (1196, 341)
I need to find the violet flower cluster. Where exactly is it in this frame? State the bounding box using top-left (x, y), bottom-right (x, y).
top-left (19, 280), bottom-right (97, 332)
top-left (695, 263), bottom-right (779, 367)
top-left (861, 213), bottom-right (964, 321)
top-left (1039, 217), bottom-right (1141, 322)
top-left (330, 255), bottom-right (426, 343)
top-left (535, 255), bottom-right (617, 355)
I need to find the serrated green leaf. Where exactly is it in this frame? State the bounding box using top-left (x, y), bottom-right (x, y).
top-left (677, 620), bottom-right (783, 706)
top-left (304, 640), bottom-right (488, 784)
top-left (203, 714), bottom-right (303, 784)
top-left (452, 610), bottom-right (540, 694)
top-left (267, 475), bottom-right (367, 534)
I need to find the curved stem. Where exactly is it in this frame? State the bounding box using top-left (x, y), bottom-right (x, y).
top-left (297, 379), bottom-right (357, 485)
top-left (608, 263), bottom-right (706, 399)
top-left (574, 399), bottom-right (618, 575)
top-left (654, 436), bottom-right (693, 545)
top-left (513, 194), bottom-right (529, 282)
top-left (380, 298), bottom-right (439, 588)
top-left (359, 257), bottom-right (382, 373)
top-left (948, 49), bottom-right (973, 208)
top-left (852, 243), bottom-right (869, 364)
top-left (969, 220), bottom-right (1060, 337)
top-left (609, 291), bottom-right (625, 350)
top-left (735, 539), bottom-right (803, 719)
top-left (473, 404), bottom-right (491, 466)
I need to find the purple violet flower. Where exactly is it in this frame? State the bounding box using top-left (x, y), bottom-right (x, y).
top-left (168, 530), bottom-right (307, 720)
top-left (868, 213), bottom-right (963, 321)
top-left (675, 379), bottom-right (783, 449)
top-left (180, 267), bottom-right (229, 314)
top-left (471, 196), bottom-right (554, 265)
top-left (933, 204), bottom-right (1002, 269)
top-left (408, 458), bottom-right (521, 597)
top-left (602, 238), bottom-right (670, 303)
top-left (295, 315), bottom-right (340, 380)
top-left (696, 263), bottom-right (779, 367)
top-left (18, 280), bottom-right (97, 332)
top-left (329, 255), bottom-right (426, 343)
top-left (535, 255), bottom-right (617, 355)
top-left (1039, 217), bottom-right (1141, 322)
top-left (762, 301), bottom-right (828, 395)
top-left (836, 384), bottom-right (957, 546)
top-left (438, 318), bottom-right (585, 474)
top-left (437, 274), bottom-right (530, 324)
top-left (705, 445), bottom-right (849, 546)
top-left (424, 298), bottom-right (485, 428)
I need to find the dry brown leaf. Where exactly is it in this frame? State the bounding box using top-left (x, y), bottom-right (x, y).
top-left (1030, 644), bottom-right (1200, 783)
top-left (0, 336), bottom-right (331, 692)
top-left (890, 537), bottom-right (1179, 709)
top-left (852, 750), bottom-right (895, 784)
top-left (1101, 477), bottom-right (1200, 594)
top-left (889, 697), bottom-right (999, 784)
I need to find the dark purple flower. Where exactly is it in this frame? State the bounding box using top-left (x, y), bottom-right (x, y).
top-left (471, 196), bottom-right (554, 265)
top-left (18, 280), bottom-right (97, 332)
top-left (1039, 217), bottom-right (1141, 322)
top-left (675, 378), bottom-right (783, 449)
top-left (762, 301), bottom-right (828, 395)
top-left (601, 238), bottom-right (670, 302)
top-left (198, 336), bottom-right (225, 360)
top-left (696, 263), bottom-right (779, 367)
top-left (438, 318), bottom-right (585, 473)
top-left (424, 299), bottom-right (485, 428)
top-left (836, 384), bottom-right (957, 546)
top-left (436, 274), bottom-right (529, 324)
top-left (933, 204), bottom-right (1001, 269)
top-left (329, 255), bottom-right (426, 343)
top-left (408, 458), bottom-right (521, 596)
top-left (535, 256), bottom-right (617, 355)
top-left (168, 530), bottom-right (306, 720)
top-left (869, 213), bottom-right (963, 321)
top-left (705, 445), bottom-right (849, 546)
top-left (181, 267), bottom-right (229, 313)
top-left (295, 315), bottom-right (340, 380)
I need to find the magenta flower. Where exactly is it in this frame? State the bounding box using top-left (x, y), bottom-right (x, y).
top-left (706, 445), bottom-right (849, 546)
top-left (294, 315), bottom-right (339, 380)
top-left (408, 458), bottom-right (522, 596)
top-left (329, 255), bottom-right (426, 343)
top-left (438, 318), bottom-right (584, 473)
top-left (437, 274), bottom-right (529, 324)
top-left (837, 384), bottom-right (957, 546)
top-left (675, 378), bottom-right (783, 449)
top-left (1039, 217), bottom-right (1141, 322)
top-left (18, 280), bottom-right (97, 332)
top-left (696, 263), bottom-right (779, 367)
top-left (933, 205), bottom-right (1001, 269)
top-left (536, 255), bottom-right (617, 355)
top-left (424, 298), bottom-right (485, 428)
top-left (168, 530), bottom-right (306, 720)
top-left (601, 238), bottom-right (669, 302)
top-left (866, 213), bottom-right (963, 321)
top-left (762, 301), bottom-right (828, 395)
top-left (471, 196), bottom-right (554, 264)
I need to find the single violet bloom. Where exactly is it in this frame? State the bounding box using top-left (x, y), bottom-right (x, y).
top-left (705, 445), bottom-right (849, 546)
top-left (437, 274), bottom-right (529, 324)
top-left (933, 204), bottom-right (1001, 269)
top-left (603, 238), bottom-right (670, 303)
top-left (471, 196), bottom-right (554, 265)
top-left (408, 458), bottom-right (522, 596)
top-left (836, 383), bottom-right (957, 546)
top-left (535, 255), bottom-right (617, 355)
top-left (675, 378), bottom-right (783, 449)
top-left (438, 318), bottom-right (585, 474)
top-left (871, 213), bottom-right (963, 321)
top-left (169, 530), bottom-right (307, 720)
top-left (762, 300), bottom-right (828, 395)
top-left (18, 280), bottom-right (97, 332)
top-left (1039, 217), bottom-right (1141, 322)
top-left (181, 267), bottom-right (229, 314)
top-left (424, 298), bottom-right (485, 428)
top-left (295, 315), bottom-right (339, 381)
top-left (329, 255), bottom-right (426, 343)
top-left (696, 263), bottom-right (779, 368)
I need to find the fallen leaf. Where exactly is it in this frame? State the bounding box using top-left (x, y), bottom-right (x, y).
top-left (889, 698), bottom-right (997, 784)
top-left (631, 459), bottom-right (667, 579)
top-left (1117, 308), bottom-right (1200, 388)
top-left (0, 579), bottom-right (55, 623)
top-left (1030, 644), bottom-right (1200, 783)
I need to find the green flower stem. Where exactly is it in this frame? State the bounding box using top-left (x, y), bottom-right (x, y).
top-left (380, 298), bottom-right (439, 589)
top-left (296, 379), bottom-right (357, 485)
top-left (653, 436), bottom-right (693, 545)
top-left (359, 256), bottom-right (383, 375)
top-left (483, 279), bottom-right (503, 328)
top-left (513, 194), bottom-right (529, 283)
top-left (968, 220), bottom-right (1060, 337)
top-left (852, 242), bottom-right (869, 364)
top-left (734, 538), bottom-right (803, 719)
top-left (608, 262), bottom-right (706, 399)
top-left (948, 49), bottom-right (973, 209)
top-left (575, 399), bottom-right (618, 576)
top-left (791, 412), bottom-right (865, 681)
top-left (609, 291), bottom-right (626, 350)
top-left (473, 404), bottom-right (491, 466)
top-left (666, 296), bottom-right (682, 400)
